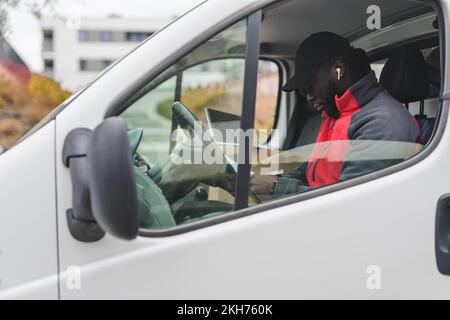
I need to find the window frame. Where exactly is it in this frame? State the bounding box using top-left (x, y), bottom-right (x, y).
top-left (234, 10), bottom-right (262, 210)
top-left (108, 0), bottom-right (448, 237)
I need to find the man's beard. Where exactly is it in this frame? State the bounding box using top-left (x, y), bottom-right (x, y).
top-left (323, 80), bottom-right (340, 119)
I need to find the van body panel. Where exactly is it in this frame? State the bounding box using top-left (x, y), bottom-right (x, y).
top-left (0, 122), bottom-right (58, 299)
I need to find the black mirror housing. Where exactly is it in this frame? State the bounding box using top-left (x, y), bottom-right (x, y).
top-left (63, 117), bottom-right (139, 241)
top-left (88, 117), bottom-right (138, 240)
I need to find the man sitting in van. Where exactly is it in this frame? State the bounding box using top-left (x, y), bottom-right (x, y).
top-left (253, 32), bottom-right (420, 197)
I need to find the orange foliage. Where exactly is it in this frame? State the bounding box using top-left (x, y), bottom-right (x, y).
top-left (0, 69), bottom-right (71, 150)
top-left (27, 73), bottom-right (71, 123)
top-left (0, 67), bottom-right (30, 110)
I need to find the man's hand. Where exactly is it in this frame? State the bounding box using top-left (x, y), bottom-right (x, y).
top-left (250, 174), bottom-right (279, 201)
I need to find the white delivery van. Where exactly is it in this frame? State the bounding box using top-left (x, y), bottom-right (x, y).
top-left (1, 0), bottom-right (450, 299)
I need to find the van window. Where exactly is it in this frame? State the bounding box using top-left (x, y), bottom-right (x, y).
top-left (244, 2), bottom-right (439, 209)
top-left (121, 19), bottom-right (280, 229)
top-left (121, 0), bottom-right (439, 232)
top-left (179, 59), bottom-right (279, 139)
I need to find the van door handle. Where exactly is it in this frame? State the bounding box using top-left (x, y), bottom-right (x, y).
top-left (436, 194), bottom-right (450, 275)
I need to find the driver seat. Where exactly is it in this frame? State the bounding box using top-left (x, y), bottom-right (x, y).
top-left (134, 167), bottom-right (176, 229)
top-left (128, 128), bottom-right (176, 229)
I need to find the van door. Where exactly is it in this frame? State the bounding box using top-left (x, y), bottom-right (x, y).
top-left (0, 121), bottom-right (58, 299)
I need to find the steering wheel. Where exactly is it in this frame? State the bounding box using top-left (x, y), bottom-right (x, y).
top-left (128, 122), bottom-right (262, 229)
top-left (171, 101), bottom-right (262, 204)
top-left (127, 127), bottom-right (177, 229)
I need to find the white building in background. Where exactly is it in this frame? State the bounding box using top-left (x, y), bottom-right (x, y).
top-left (41, 15), bottom-right (171, 91)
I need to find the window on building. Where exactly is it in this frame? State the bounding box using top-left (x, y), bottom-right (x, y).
top-left (43, 59), bottom-right (54, 73)
top-left (43, 30), bottom-right (53, 50)
top-left (79, 30), bottom-right (89, 41)
top-left (100, 31), bottom-right (113, 42)
top-left (79, 59), bottom-right (87, 71)
top-left (43, 30), bottom-right (53, 40)
top-left (126, 32), bottom-right (152, 42)
top-left (79, 59), bottom-right (114, 71)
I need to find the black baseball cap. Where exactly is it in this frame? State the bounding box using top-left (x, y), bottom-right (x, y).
top-left (282, 31), bottom-right (353, 92)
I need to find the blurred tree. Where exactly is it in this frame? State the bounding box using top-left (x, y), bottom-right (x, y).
top-left (0, 0), bottom-right (59, 36)
top-left (0, 0), bottom-right (75, 151)
top-left (0, 68), bottom-right (71, 150)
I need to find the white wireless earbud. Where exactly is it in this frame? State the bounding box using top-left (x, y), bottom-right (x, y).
top-left (337, 68), bottom-right (342, 80)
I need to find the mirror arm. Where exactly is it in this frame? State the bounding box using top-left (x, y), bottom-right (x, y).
top-left (62, 128), bottom-right (105, 242)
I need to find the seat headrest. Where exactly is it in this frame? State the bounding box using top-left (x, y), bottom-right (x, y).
top-left (379, 49), bottom-right (430, 103)
top-left (426, 47), bottom-right (440, 97)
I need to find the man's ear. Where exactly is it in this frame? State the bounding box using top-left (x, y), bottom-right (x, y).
top-left (333, 58), bottom-right (346, 80)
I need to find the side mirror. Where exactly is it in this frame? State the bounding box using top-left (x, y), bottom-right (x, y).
top-left (63, 117), bottom-right (139, 241)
